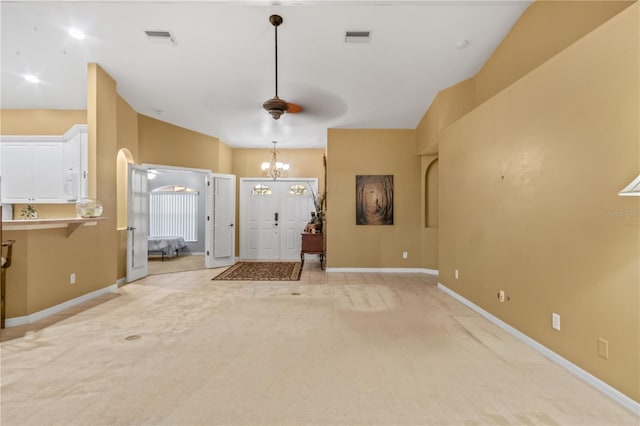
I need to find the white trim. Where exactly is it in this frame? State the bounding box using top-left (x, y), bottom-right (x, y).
top-left (142, 163), bottom-right (212, 175)
top-left (4, 283), bottom-right (118, 327)
top-left (0, 124), bottom-right (87, 143)
top-left (326, 267), bottom-right (438, 276)
top-left (116, 277), bottom-right (127, 286)
top-left (240, 177), bottom-right (319, 183)
top-left (437, 282), bottom-right (640, 416)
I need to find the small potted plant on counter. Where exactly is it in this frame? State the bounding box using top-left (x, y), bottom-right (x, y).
top-left (20, 204), bottom-right (38, 219)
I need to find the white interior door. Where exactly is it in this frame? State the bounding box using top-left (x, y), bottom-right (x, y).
top-left (240, 179), bottom-right (317, 260)
top-left (241, 180), bottom-right (279, 259)
top-left (127, 164), bottom-right (149, 282)
top-left (205, 173), bottom-right (236, 268)
top-left (281, 184), bottom-right (315, 259)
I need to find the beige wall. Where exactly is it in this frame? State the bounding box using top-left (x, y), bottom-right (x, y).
top-left (232, 148), bottom-right (326, 188)
top-left (326, 129), bottom-right (421, 268)
top-left (416, 78), bottom-right (476, 156)
top-left (416, 0), bottom-right (634, 157)
top-left (115, 95), bottom-right (140, 279)
top-left (475, 0), bottom-right (634, 105)
top-left (87, 62), bottom-right (119, 291)
top-left (217, 141), bottom-right (233, 175)
top-left (116, 96), bottom-right (139, 160)
top-left (420, 155), bottom-right (438, 270)
top-left (439, 4), bottom-right (639, 401)
top-left (138, 115), bottom-right (221, 171)
top-left (0, 109), bottom-right (87, 135)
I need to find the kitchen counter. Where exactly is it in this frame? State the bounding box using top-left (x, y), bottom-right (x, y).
top-left (3, 217), bottom-right (107, 237)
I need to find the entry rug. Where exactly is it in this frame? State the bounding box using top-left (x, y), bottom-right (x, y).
top-left (212, 261), bottom-right (302, 281)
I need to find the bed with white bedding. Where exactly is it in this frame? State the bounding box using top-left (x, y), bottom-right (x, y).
top-left (148, 236), bottom-right (187, 260)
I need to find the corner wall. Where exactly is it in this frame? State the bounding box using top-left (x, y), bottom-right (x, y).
top-left (138, 115), bottom-right (222, 171)
top-left (438, 4), bottom-right (639, 402)
top-left (2, 64), bottom-right (121, 317)
top-left (326, 129), bottom-right (420, 268)
top-left (416, 0), bottom-right (635, 156)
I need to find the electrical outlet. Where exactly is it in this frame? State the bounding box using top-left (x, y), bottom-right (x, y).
top-left (552, 313), bottom-right (561, 331)
top-left (70, 273), bottom-right (76, 284)
top-left (498, 290), bottom-right (505, 302)
top-left (402, 251), bottom-right (408, 259)
top-left (455, 269), bottom-right (459, 279)
top-left (598, 338), bottom-right (609, 359)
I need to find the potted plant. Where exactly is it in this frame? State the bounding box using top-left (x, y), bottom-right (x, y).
top-left (309, 188), bottom-right (326, 232)
top-left (20, 204), bottom-right (38, 219)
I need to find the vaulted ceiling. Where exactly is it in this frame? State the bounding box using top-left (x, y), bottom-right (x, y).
top-left (1, 1), bottom-right (531, 148)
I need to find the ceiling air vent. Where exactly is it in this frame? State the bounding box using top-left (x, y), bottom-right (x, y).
top-left (144, 30), bottom-right (176, 45)
top-left (345, 31), bottom-right (371, 43)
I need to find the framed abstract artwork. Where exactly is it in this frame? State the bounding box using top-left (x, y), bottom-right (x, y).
top-left (355, 175), bottom-right (393, 225)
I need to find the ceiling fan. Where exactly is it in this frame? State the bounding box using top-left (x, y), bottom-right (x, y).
top-left (263, 14), bottom-right (303, 120)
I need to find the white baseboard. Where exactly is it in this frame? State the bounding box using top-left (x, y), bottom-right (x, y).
top-left (325, 267), bottom-right (438, 276)
top-left (4, 283), bottom-right (119, 327)
top-left (437, 282), bottom-right (640, 416)
top-left (115, 277), bottom-right (127, 286)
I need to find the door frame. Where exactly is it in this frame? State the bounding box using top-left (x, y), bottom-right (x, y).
top-left (239, 177), bottom-right (318, 260)
top-left (205, 172), bottom-right (236, 268)
top-left (142, 164), bottom-right (235, 270)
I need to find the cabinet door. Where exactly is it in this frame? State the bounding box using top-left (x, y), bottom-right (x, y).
top-left (79, 131), bottom-right (88, 199)
top-left (62, 129), bottom-right (88, 201)
top-left (32, 142), bottom-right (65, 202)
top-left (63, 133), bottom-right (81, 201)
top-left (1, 143), bottom-right (33, 203)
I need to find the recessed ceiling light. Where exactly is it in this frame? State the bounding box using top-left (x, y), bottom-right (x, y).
top-left (456, 40), bottom-right (470, 49)
top-left (68, 28), bottom-right (85, 40)
top-left (24, 74), bottom-right (40, 83)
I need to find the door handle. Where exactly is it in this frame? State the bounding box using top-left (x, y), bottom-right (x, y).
top-left (229, 223), bottom-right (234, 227)
top-left (127, 226), bottom-right (136, 231)
top-left (274, 212), bottom-right (279, 221)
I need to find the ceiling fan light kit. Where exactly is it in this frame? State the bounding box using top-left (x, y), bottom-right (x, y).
top-left (263, 95), bottom-right (289, 120)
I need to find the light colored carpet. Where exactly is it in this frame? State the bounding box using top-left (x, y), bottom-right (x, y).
top-left (1, 260), bottom-right (637, 425)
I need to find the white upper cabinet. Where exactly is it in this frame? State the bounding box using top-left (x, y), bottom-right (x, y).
top-left (0, 125), bottom-right (88, 204)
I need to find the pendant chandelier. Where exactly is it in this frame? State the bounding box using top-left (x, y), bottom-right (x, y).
top-left (263, 15), bottom-right (289, 120)
top-left (261, 141), bottom-right (290, 180)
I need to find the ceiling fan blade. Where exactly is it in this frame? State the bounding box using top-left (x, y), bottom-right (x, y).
top-left (286, 102), bottom-right (303, 114)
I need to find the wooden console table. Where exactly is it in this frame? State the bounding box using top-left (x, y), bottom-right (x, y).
top-left (301, 232), bottom-right (325, 270)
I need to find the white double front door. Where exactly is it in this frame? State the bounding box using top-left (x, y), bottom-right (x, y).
top-left (240, 178), bottom-right (317, 260)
